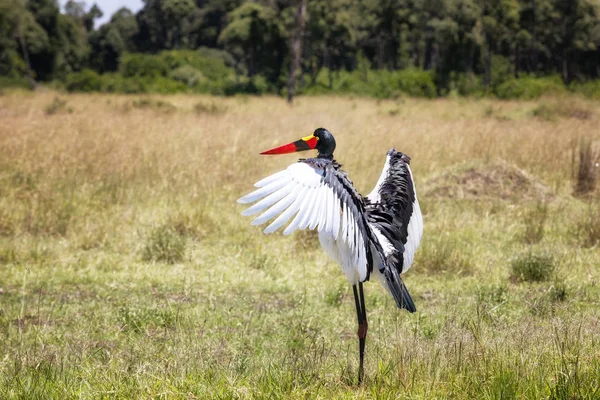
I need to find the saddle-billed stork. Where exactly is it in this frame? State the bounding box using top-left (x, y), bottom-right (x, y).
top-left (238, 127), bottom-right (423, 383)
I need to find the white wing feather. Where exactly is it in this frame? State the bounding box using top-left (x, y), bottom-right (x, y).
top-left (402, 165), bottom-right (423, 272)
top-left (238, 162), bottom-right (368, 284)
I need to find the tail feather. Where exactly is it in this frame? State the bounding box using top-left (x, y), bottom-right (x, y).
top-left (384, 268), bottom-right (416, 313)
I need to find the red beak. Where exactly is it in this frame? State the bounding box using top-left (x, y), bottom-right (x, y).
top-left (261, 135), bottom-right (318, 155)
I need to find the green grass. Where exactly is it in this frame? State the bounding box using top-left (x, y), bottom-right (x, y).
top-left (0, 92), bottom-right (599, 398)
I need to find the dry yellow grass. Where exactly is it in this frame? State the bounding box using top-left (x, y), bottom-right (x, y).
top-left (0, 90), bottom-right (599, 398)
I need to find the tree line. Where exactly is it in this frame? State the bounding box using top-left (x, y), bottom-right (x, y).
top-left (1, 0), bottom-right (599, 98)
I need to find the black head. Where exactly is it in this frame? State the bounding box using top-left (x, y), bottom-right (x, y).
top-left (314, 128), bottom-right (336, 159)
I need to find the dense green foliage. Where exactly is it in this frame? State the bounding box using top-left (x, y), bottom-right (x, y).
top-left (1, 0), bottom-right (599, 98)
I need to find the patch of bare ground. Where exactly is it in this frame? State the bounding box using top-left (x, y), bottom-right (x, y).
top-left (424, 161), bottom-right (554, 201)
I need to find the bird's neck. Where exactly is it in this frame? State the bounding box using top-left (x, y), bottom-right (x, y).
top-left (317, 153), bottom-right (334, 160)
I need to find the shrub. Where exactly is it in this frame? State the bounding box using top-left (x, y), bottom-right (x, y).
top-left (446, 72), bottom-right (487, 97)
top-left (370, 69), bottom-right (436, 98)
top-left (142, 226), bottom-right (186, 264)
top-left (0, 76), bottom-right (31, 90)
top-left (100, 73), bottom-right (147, 94)
top-left (495, 75), bottom-right (565, 99)
top-left (158, 50), bottom-right (233, 82)
top-left (120, 53), bottom-right (168, 78)
top-left (391, 69), bottom-right (437, 98)
top-left (169, 65), bottom-right (205, 87)
top-left (65, 69), bottom-right (102, 92)
top-left (510, 252), bottom-right (556, 282)
top-left (490, 55), bottom-right (514, 90)
top-left (570, 80), bottom-right (600, 99)
top-left (223, 76), bottom-right (269, 95)
top-left (303, 68), bottom-right (437, 98)
top-left (143, 76), bottom-right (188, 94)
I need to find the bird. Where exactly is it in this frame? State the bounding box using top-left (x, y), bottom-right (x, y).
top-left (237, 127), bottom-right (423, 383)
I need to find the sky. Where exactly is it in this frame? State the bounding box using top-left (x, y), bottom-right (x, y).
top-left (59, 0), bottom-right (144, 26)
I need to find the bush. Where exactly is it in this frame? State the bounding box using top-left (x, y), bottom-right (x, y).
top-left (143, 76), bottom-right (188, 94)
top-left (142, 226), bottom-right (186, 264)
top-left (490, 55), bottom-right (514, 90)
top-left (495, 75), bottom-right (565, 99)
top-left (223, 76), bottom-right (269, 95)
top-left (120, 53), bottom-right (168, 78)
top-left (392, 69), bottom-right (437, 98)
top-left (158, 50), bottom-right (233, 82)
top-left (570, 80), bottom-right (600, 99)
top-left (100, 73), bottom-right (146, 93)
top-left (444, 72), bottom-right (487, 97)
top-left (169, 65), bottom-right (205, 87)
top-left (0, 76), bottom-right (31, 90)
top-left (510, 252), bottom-right (556, 282)
top-left (303, 68), bottom-right (436, 98)
top-left (65, 69), bottom-right (102, 92)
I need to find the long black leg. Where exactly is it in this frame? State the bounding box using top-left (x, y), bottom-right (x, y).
top-left (353, 283), bottom-right (368, 384)
top-left (358, 282), bottom-right (368, 384)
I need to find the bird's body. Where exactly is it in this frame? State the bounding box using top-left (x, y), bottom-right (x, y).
top-left (238, 128), bottom-right (423, 382)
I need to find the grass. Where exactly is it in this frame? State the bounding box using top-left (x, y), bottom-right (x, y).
top-left (0, 91), bottom-right (599, 398)
top-left (510, 251), bottom-right (556, 282)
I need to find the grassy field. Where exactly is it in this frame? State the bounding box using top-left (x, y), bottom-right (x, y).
top-left (0, 91), bottom-right (599, 399)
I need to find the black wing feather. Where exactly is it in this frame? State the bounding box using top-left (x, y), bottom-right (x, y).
top-left (365, 149), bottom-right (419, 312)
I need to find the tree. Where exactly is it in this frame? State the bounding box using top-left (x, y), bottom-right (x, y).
top-left (64, 0), bottom-right (85, 19)
top-left (83, 3), bottom-right (103, 32)
top-left (306, 0), bottom-right (358, 87)
top-left (287, 0), bottom-right (307, 103)
top-left (89, 8), bottom-right (139, 72)
top-left (219, 2), bottom-right (284, 79)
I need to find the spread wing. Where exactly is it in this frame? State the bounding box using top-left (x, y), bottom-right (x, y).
top-left (366, 149), bottom-right (423, 274)
top-left (365, 149), bottom-right (422, 312)
top-left (238, 160), bottom-right (372, 282)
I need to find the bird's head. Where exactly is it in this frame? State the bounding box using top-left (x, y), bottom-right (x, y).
top-left (261, 127), bottom-right (336, 159)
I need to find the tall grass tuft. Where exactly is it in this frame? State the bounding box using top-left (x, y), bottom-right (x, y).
top-left (510, 251), bottom-right (556, 282)
top-left (194, 101), bottom-right (227, 115)
top-left (574, 202), bottom-right (600, 248)
top-left (131, 98), bottom-right (177, 113)
top-left (418, 236), bottom-right (473, 275)
top-left (572, 138), bottom-right (598, 197)
top-left (142, 225), bottom-right (186, 264)
top-left (547, 280), bottom-right (568, 303)
top-left (521, 201), bottom-right (548, 244)
top-left (44, 97), bottom-right (70, 115)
